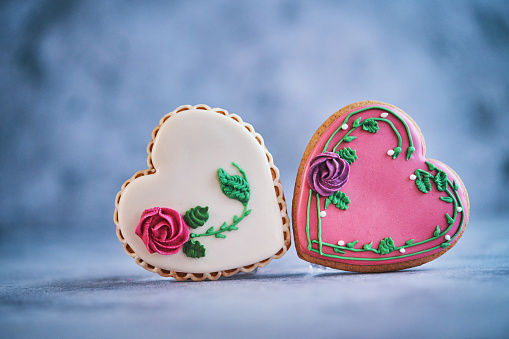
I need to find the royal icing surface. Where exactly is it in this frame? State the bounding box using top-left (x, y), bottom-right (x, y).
top-left (117, 108), bottom-right (286, 273)
top-left (294, 103), bottom-right (469, 267)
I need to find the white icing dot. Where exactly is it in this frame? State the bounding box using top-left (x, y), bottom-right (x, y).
top-left (387, 149), bottom-right (395, 156)
top-left (338, 240), bottom-right (345, 246)
top-left (409, 174), bottom-right (417, 180)
top-left (319, 211), bottom-right (327, 218)
top-left (445, 235), bottom-right (451, 241)
top-left (380, 112), bottom-right (389, 118)
top-left (399, 248), bottom-right (406, 253)
top-left (457, 207), bottom-right (463, 213)
top-left (341, 124), bottom-right (348, 130)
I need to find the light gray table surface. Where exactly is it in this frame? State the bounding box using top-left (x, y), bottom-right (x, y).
top-left (1, 215), bottom-right (508, 339)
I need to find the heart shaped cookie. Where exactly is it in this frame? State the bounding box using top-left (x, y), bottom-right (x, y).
top-left (293, 101), bottom-right (469, 272)
top-left (114, 105), bottom-right (291, 281)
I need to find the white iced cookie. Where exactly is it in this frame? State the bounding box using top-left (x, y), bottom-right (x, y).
top-left (114, 105), bottom-right (291, 281)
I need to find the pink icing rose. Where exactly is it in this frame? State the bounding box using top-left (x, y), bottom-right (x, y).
top-left (307, 152), bottom-right (350, 196)
top-left (135, 207), bottom-right (190, 255)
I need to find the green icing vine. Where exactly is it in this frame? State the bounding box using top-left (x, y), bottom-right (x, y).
top-left (316, 193), bottom-right (324, 255)
top-left (305, 165), bottom-right (465, 261)
top-left (190, 208), bottom-right (251, 239)
top-left (306, 190), bottom-right (313, 251)
top-left (323, 105), bottom-right (414, 160)
top-left (183, 163), bottom-right (252, 258)
top-left (336, 147), bottom-right (357, 164)
top-left (331, 118), bottom-right (403, 159)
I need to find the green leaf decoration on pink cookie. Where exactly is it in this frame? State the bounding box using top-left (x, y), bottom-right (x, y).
top-left (433, 225), bottom-right (441, 237)
top-left (346, 240), bottom-right (359, 249)
top-left (336, 147), bottom-right (357, 165)
top-left (183, 239), bottom-right (206, 258)
top-left (324, 191), bottom-right (350, 210)
top-left (363, 242), bottom-right (373, 250)
top-left (343, 135), bottom-right (357, 142)
top-left (378, 237), bottom-right (396, 255)
top-left (415, 177), bottom-right (432, 193)
top-left (392, 146), bottom-right (402, 159)
top-left (426, 161), bottom-right (436, 171)
top-left (406, 146), bottom-right (415, 160)
top-left (405, 239), bottom-right (414, 245)
top-left (440, 196), bottom-right (454, 203)
top-left (362, 119), bottom-right (379, 133)
top-left (434, 170), bottom-right (448, 192)
top-left (218, 163), bottom-right (250, 206)
top-left (352, 117), bottom-right (362, 128)
top-left (446, 213), bottom-right (454, 225)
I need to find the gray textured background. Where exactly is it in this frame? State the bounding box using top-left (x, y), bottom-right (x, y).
top-left (1, 1), bottom-right (509, 338)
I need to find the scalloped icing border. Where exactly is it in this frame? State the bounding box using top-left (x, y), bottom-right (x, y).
top-left (114, 104), bottom-right (291, 281)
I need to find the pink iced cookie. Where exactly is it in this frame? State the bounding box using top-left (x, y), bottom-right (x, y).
top-left (292, 101), bottom-right (469, 272)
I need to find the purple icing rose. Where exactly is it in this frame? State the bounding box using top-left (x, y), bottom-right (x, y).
top-left (307, 152), bottom-right (350, 196)
top-left (135, 207), bottom-right (190, 255)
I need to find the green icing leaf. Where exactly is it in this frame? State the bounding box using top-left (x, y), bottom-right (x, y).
top-left (183, 240), bottom-right (206, 258)
top-left (205, 226), bottom-right (214, 235)
top-left (405, 239), bottom-right (414, 246)
top-left (183, 206), bottom-right (209, 229)
top-left (440, 196), bottom-right (454, 203)
top-left (363, 242), bottom-right (373, 250)
top-left (415, 177), bottom-right (431, 193)
top-left (343, 135), bottom-right (357, 142)
top-left (362, 119), bottom-right (379, 133)
top-left (434, 170), bottom-right (448, 192)
top-left (215, 233), bottom-right (226, 239)
top-left (441, 243), bottom-right (450, 249)
top-left (336, 147), bottom-right (358, 165)
top-left (218, 164), bottom-right (250, 206)
top-left (446, 213), bottom-right (454, 225)
top-left (433, 225), bottom-right (441, 237)
top-left (453, 180), bottom-right (459, 191)
top-left (325, 191), bottom-right (350, 210)
top-left (426, 161), bottom-right (436, 171)
top-left (423, 176), bottom-right (432, 192)
top-left (378, 237), bottom-right (396, 255)
top-left (406, 147), bottom-right (415, 161)
top-left (392, 146), bottom-right (402, 159)
top-left (346, 240), bottom-right (359, 249)
top-left (353, 117), bottom-right (362, 128)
